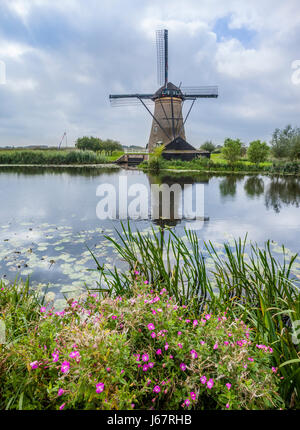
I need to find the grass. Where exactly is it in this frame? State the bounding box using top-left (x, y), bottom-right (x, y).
top-left (0, 149), bottom-right (121, 165)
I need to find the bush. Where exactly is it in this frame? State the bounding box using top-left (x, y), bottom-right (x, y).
top-left (0, 279), bottom-right (284, 410)
top-left (247, 140), bottom-right (270, 164)
top-left (222, 139), bottom-right (243, 164)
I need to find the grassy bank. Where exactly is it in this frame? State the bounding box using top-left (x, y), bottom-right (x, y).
top-left (0, 149), bottom-right (123, 165)
top-left (0, 226), bottom-right (299, 409)
top-left (140, 155), bottom-right (300, 176)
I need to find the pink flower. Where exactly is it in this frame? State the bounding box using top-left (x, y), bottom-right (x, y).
top-left (148, 362), bottom-right (154, 368)
top-left (180, 363), bottom-right (187, 371)
top-left (248, 357), bottom-right (254, 362)
top-left (120, 369), bottom-right (124, 374)
top-left (205, 314), bottom-right (211, 320)
top-left (142, 353), bottom-right (149, 362)
top-left (193, 319), bottom-right (198, 327)
top-left (58, 388), bottom-right (64, 396)
top-left (213, 343), bottom-right (218, 350)
top-left (30, 361), bottom-right (39, 369)
top-left (190, 391), bottom-right (196, 400)
top-left (61, 361), bottom-right (70, 374)
top-left (177, 343), bottom-right (183, 348)
top-left (144, 280), bottom-right (149, 284)
top-left (200, 375), bottom-right (207, 385)
top-left (143, 364), bottom-right (149, 371)
top-left (52, 352), bottom-right (59, 362)
top-left (224, 341), bottom-right (229, 346)
top-left (151, 332), bottom-right (156, 338)
top-left (40, 307), bottom-right (46, 313)
top-left (96, 382), bottom-right (104, 393)
top-left (207, 378), bottom-right (214, 389)
top-left (164, 343), bottom-right (169, 351)
top-left (59, 403), bottom-right (66, 410)
top-left (111, 315), bottom-right (117, 320)
top-left (184, 399), bottom-right (190, 407)
top-left (156, 349), bottom-right (162, 355)
top-left (226, 403), bottom-right (230, 409)
top-left (190, 349), bottom-right (198, 359)
top-left (147, 323), bottom-right (155, 331)
top-left (177, 331), bottom-right (182, 335)
top-left (272, 367), bottom-right (277, 373)
top-left (226, 383), bottom-right (231, 390)
top-left (134, 270), bottom-right (139, 275)
top-left (69, 351), bottom-right (80, 359)
top-left (153, 385), bottom-right (161, 393)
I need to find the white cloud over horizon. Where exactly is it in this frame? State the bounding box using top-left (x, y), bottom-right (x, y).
top-left (0, 0), bottom-right (299, 148)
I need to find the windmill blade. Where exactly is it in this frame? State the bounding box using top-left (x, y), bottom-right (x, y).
top-left (110, 98), bottom-right (154, 107)
top-left (181, 86), bottom-right (218, 98)
top-left (109, 94), bottom-right (154, 107)
top-left (156, 29), bottom-right (168, 86)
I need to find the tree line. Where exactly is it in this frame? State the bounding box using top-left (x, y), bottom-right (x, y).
top-left (75, 136), bottom-right (123, 155)
top-left (200, 125), bottom-right (300, 164)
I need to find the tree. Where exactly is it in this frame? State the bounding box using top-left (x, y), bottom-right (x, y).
top-left (270, 125), bottom-right (300, 159)
top-left (289, 135), bottom-right (300, 160)
top-left (200, 141), bottom-right (215, 153)
top-left (75, 136), bottom-right (101, 152)
top-left (99, 139), bottom-right (123, 155)
top-left (247, 140), bottom-right (270, 164)
top-left (222, 138), bottom-right (242, 163)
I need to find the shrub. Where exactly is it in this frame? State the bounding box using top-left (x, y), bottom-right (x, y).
top-left (247, 140), bottom-right (270, 164)
top-left (222, 139), bottom-right (243, 164)
top-left (0, 279), bottom-right (284, 410)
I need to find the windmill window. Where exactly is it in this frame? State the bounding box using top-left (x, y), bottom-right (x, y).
top-left (154, 125), bottom-right (158, 134)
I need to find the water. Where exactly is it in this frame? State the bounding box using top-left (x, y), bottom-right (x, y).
top-left (1, 166), bottom-right (300, 307)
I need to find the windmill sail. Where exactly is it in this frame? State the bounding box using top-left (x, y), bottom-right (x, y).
top-left (156, 29), bottom-right (168, 87)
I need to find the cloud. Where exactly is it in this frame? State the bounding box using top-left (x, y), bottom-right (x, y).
top-left (0, 0), bottom-right (299, 148)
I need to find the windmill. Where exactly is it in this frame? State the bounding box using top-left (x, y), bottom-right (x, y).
top-left (109, 29), bottom-right (218, 160)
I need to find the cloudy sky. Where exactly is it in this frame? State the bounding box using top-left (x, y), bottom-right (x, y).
top-left (0, 0), bottom-right (299, 148)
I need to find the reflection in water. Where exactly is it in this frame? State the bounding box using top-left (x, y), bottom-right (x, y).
top-left (244, 176), bottom-right (265, 198)
top-left (219, 175), bottom-right (244, 198)
top-left (147, 173), bottom-right (209, 229)
top-left (265, 177), bottom-right (300, 213)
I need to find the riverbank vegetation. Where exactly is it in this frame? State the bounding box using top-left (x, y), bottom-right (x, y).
top-left (0, 226), bottom-right (299, 409)
top-left (0, 149), bottom-right (120, 165)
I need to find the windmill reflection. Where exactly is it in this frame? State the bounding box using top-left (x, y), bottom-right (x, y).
top-left (147, 173), bottom-right (210, 229)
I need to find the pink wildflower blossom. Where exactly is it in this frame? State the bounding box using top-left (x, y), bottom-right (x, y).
top-left (156, 349), bottom-right (162, 355)
top-left (180, 363), bottom-right (187, 371)
top-left (52, 352), bottom-right (59, 362)
top-left (30, 361), bottom-right (39, 369)
top-left (207, 378), bottom-right (214, 389)
top-left (190, 392), bottom-right (196, 400)
top-left (59, 403), bottom-right (66, 410)
top-left (184, 399), bottom-right (190, 407)
top-left (190, 349), bottom-right (198, 359)
top-left (213, 343), bottom-right (218, 350)
top-left (153, 385), bottom-right (161, 393)
top-left (226, 383), bottom-right (231, 390)
top-left (147, 323), bottom-right (155, 331)
top-left (96, 382), bottom-right (104, 393)
top-left (142, 353), bottom-right (149, 362)
top-left (61, 361), bottom-right (70, 374)
top-left (200, 376), bottom-right (207, 384)
top-left (151, 332), bottom-right (156, 338)
top-left (40, 307), bottom-right (46, 313)
top-left (58, 389), bottom-right (64, 396)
